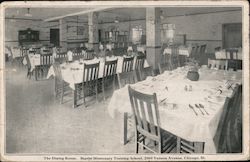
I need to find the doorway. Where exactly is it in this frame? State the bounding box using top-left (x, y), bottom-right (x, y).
top-left (50, 29), bottom-right (60, 47)
top-left (222, 23), bottom-right (242, 48)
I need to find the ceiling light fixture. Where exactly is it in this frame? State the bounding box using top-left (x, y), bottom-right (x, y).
top-left (160, 10), bottom-right (164, 20)
top-left (25, 8), bottom-right (32, 17)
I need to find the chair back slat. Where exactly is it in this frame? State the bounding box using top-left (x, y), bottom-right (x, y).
top-left (84, 51), bottom-right (94, 60)
top-left (122, 56), bottom-right (134, 72)
top-left (194, 46), bottom-right (200, 56)
top-left (138, 66), bottom-right (154, 81)
top-left (208, 59), bottom-right (228, 70)
top-left (139, 100), bottom-right (150, 132)
top-left (83, 62), bottom-right (100, 82)
top-left (158, 62), bottom-right (171, 74)
top-left (128, 86), bottom-right (160, 138)
top-left (162, 53), bottom-right (172, 65)
top-left (171, 55), bottom-right (180, 69)
top-left (226, 49), bottom-right (239, 60)
top-left (103, 59), bottom-right (118, 78)
top-left (57, 52), bottom-right (67, 59)
top-left (135, 55), bottom-right (145, 70)
top-left (117, 71), bottom-right (137, 89)
top-left (199, 44), bottom-right (206, 55)
top-left (53, 62), bottom-right (63, 81)
top-left (25, 55), bottom-right (31, 69)
top-left (40, 54), bottom-right (52, 65)
top-left (190, 46), bottom-right (196, 58)
top-left (146, 102), bottom-right (157, 135)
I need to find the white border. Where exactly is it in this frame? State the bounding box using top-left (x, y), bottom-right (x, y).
top-left (0, 1), bottom-right (249, 161)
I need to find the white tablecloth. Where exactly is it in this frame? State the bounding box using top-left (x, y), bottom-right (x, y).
top-left (47, 56), bottom-right (149, 90)
top-left (23, 54), bottom-right (41, 72)
top-left (163, 47), bottom-right (190, 56)
top-left (107, 67), bottom-right (242, 153)
top-left (11, 47), bottom-right (21, 58)
top-left (215, 50), bottom-right (242, 60)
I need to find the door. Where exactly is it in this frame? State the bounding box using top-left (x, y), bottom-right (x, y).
top-left (222, 23), bottom-right (242, 48)
top-left (98, 29), bottom-right (101, 42)
top-left (50, 29), bottom-right (60, 47)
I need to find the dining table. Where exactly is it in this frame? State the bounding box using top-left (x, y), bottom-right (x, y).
top-left (107, 66), bottom-right (242, 153)
top-left (46, 56), bottom-right (149, 107)
top-left (47, 56), bottom-right (149, 90)
top-left (22, 54), bottom-right (42, 72)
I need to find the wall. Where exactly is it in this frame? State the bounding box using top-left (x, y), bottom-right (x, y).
top-left (161, 10), bottom-right (242, 53)
top-left (5, 10), bottom-right (242, 53)
top-left (99, 19), bottom-right (146, 43)
top-left (4, 18), bottom-right (88, 49)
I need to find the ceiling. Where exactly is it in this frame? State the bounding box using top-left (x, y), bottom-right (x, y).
top-left (5, 7), bottom-right (241, 23)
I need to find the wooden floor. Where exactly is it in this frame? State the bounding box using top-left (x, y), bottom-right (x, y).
top-left (5, 62), bottom-right (136, 154)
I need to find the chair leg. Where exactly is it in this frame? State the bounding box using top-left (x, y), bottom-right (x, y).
top-left (35, 69), bottom-right (38, 81)
top-left (176, 137), bottom-right (181, 153)
top-left (60, 82), bottom-right (64, 104)
top-left (73, 88), bottom-right (77, 108)
top-left (143, 138), bottom-right (146, 150)
top-left (102, 80), bottom-right (105, 101)
top-left (95, 82), bottom-right (98, 103)
top-left (135, 132), bottom-right (139, 153)
top-left (113, 78), bottom-right (116, 92)
top-left (158, 140), bottom-right (162, 153)
top-left (83, 85), bottom-right (86, 107)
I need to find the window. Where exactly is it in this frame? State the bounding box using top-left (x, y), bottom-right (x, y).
top-left (132, 26), bottom-right (143, 44)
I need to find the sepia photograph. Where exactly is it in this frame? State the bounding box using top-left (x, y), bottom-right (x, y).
top-left (0, 1), bottom-right (249, 161)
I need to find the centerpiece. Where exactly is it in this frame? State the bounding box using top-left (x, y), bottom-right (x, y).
top-left (186, 58), bottom-right (200, 81)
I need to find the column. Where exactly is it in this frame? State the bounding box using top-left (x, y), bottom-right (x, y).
top-left (59, 19), bottom-right (67, 52)
top-left (88, 12), bottom-right (99, 52)
top-left (146, 7), bottom-right (161, 70)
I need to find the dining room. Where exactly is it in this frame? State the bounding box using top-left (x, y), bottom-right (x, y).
top-left (2, 2), bottom-right (247, 158)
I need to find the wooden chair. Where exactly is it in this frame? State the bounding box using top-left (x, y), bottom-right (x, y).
top-left (82, 62), bottom-right (100, 106)
top-left (214, 46), bottom-right (221, 52)
top-left (128, 85), bottom-right (177, 153)
top-left (53, 62), bottom-right (71, 104)
top-left (24, 54), bottom-right (33, 79)
top-left (162, 53), bottom-right (172, 66)
top-left (194, 45), bottom-right (200, 59)
top-left (208, 59), bottom-right (228, 70)
top-left (122, 56), bottom-right (134, 72)
top-left (170, 55), bottom-right (180, 70)
top-left (54, 57), bottom-right (66, 64)
top-left (102, 59), bottom-right (118, 100)
top-left (199, 44), bottom-right (206, 55)
top-left (118, 71), bottom-right (138, 144)
top-left (224, 84), bottom-right (242, 153)
top-left (158, 62), bottom-right (171, 74)
top-left (226, 49), bottom-right (240, 70)
top-left (190, 46), bottom-right (196, 58)
top-left (214, 84), bottom-right (242, 153)
top-left (83, 51), bottom-right (94, 60)
top-left (137, 66), bottom-right (154, 81)
top-left (134, 55), bottom-right (146, 70)
top-left (56, 52), bottom-right (67, 59)
top-left (35, 54), bottom-right (53, 80)
top-left (176, 138), bottom-right (204, 153)
top-left (117, 71), bottom-right (138, 89)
